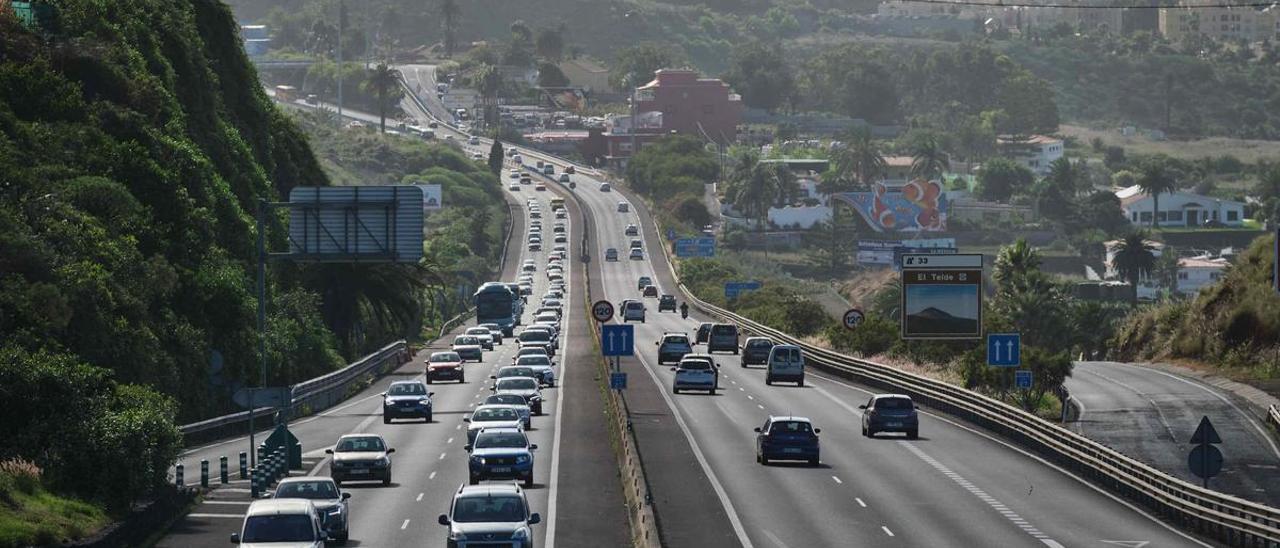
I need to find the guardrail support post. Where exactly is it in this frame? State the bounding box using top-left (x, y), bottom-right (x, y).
top-left (220, 456), bottom-right (229, 484)
top-left (175, 463), bottom-right (184, 487)
top-left (200, 459), bottom-right (209, 488)
top-left (250, 467), bottom-right (260, 498)
top-left (240, 452), bottom-right (248, 479)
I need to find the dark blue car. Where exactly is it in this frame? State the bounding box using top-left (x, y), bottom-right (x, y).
top-left (755, 416), bottom-right (820, 466)
top-left (466, 428), bottom-right (537, 487)
top-left (382, 381), bottom-right (434, 423)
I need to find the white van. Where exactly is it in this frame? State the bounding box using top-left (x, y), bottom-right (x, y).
top-left (765, 344), bottom-right (804, 386)
top-left (231, 498), bottom-right (328, 546)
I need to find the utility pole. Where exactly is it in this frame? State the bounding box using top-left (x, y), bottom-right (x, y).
top-left (629, 75), bottom-right (637, 169)
top-left (337, 0), bottom-right (345, 123)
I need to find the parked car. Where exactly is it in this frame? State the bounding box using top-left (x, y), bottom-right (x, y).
top-left (672, 354), bottom-right (718, 394)
top-left (270, 477), bottom-right (351, 542)
top-left (465, 428), bottom-right (537, 487)
top-left (860, 394), bottom-right (919, 439)
top-left (325, 434), bottom-right (394, 486)
top-left (755, 416), bottom-right (821, 466)
top-left (381, 380), bottom-right (434, 423)
top-left (426, 351), bottom-right (465, 384)
top-left (437, 484), bottom-right (541, 548)
top-left (765, 344), bottom-right (805, 386)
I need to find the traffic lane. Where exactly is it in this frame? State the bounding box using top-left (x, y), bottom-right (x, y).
top-left (1069, 361), bottom-right (1280, 506)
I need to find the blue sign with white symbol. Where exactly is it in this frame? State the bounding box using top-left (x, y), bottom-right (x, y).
top-left (987, 333), bottom-right (1021, 367)
top-left (724, 280), bottom-right (763, 299)
top-left (666, 228), bottom-right (677, 241)
top-left (1015, 369), bottom-right (1033, 390)
top-left (674, 237), bottom-right (716, 257)
top-left (610, 372), bottom-right (627, 390)
top-left (601, 324), bottom-right (635, 357)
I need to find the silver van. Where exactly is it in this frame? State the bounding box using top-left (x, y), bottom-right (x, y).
top-left (765, 344), bottom-right (804, 386)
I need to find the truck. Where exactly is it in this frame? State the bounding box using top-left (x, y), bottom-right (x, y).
top-left (474, 282), bottom-right (522, 336)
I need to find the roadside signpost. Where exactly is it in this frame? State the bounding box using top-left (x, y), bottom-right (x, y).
top-left (591, 300), bottom-right (615, 323)
top-left (233, 387), bottom-right (290, 409)
top-left (601, 323), bottom-right (634, 392)
top-left (666, 228), bottom-right (677, 241)
top-left (900, 254), bottom-right (983, 340)
top-left (724, 280), bottom-right (762, 299)
top-left (986, 333), bottom-right (1022, 367)
top-left (610, 373), bottom-right (628, 390)
top-left (1188, 415), bottom-right (1224, 488)
top-left (674, 237), bottom-right (716, 258)
top-left (842, 309), bottom-right (865, 330)
top-left (1014, 370), bottom-right (1033, 390)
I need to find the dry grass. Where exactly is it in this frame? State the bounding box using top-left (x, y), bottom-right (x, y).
top-left (1062, 124), bottom-right (1280, 164)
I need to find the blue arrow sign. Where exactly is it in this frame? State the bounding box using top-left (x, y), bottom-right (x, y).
top-left (1015, 369), bottom-right (1033, 390)
top-left (601, 324), bottom-right (635, 357)
top-left (674, 237), bottom-right (716, 258)
top-left (610, 372), bottom-right (628, 390)
top-left (725, 280), bottom-right (763, 299)
top-left (987, 333), bottom-right (1021, 367)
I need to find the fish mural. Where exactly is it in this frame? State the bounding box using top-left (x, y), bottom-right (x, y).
top-left (834, 179), bottom-right (947, 233)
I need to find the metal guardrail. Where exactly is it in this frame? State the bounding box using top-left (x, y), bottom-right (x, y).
top-left (1270, 404), bottom-right (1280, 432)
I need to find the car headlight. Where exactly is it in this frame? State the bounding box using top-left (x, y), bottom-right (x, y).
top-left (471, 456), bottom-right (485, 465)
top-left (512, 527), bottom-right (530, 540)
top-left (376, 457), bottom-right (390, 466)
top-left (516, 454), bottom-right (530, 464)
top-left (384, 399), bottom-right (393, 406)
top-left (449, 530), bottom-right (468, 541)
top-left (418, 398), bottom-right (431, 406)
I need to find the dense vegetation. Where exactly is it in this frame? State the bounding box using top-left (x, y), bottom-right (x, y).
top-left (678, 258), bottom-right (829, 338)
top-left (624, 134), bottom-right (718, 232)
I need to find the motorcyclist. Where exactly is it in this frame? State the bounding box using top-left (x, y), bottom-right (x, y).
top-left (680, 301), bottom-right (689, 319)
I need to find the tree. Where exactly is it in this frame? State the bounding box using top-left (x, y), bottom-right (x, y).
top-left (1111, 231), bottom-right (1157, 304)
top-left (1045, 157), bottom-right (1080, 196)
top-left (509, 20), bottom-right (533, 45)
top-left (610, 43), bottom-right (683, 90)
top-left (488, 140), bottom-right (504, 174)
top-left (303, 263), bottom-right (430, 357)
top-left (996, 73), bottom-right (1059, 134)
top-left (910, 135), bottom-right (950, 181)
top-left (993, 239), bottom-right (1042, 289)
top-left (723, 41), bottom-right (794, 112)
top-left (535, 27), bottom-right (565, 61)
top-left (473, 64), bottom-right (503, 128)
top-left (1152, 244), bottom-right (1180, 295)
top-left (977, 158), bottom-right (1035, 202)
top-left (1137, 159), bottom-right (1177, 229)
top-left (726, 154), bottom-right (779, 231)
top-left (438, 0), bottom-right (461, 56)
top-left (537, 62), bottom-right (569, 88)
top-left (361, 63), bottom-right (401, 133)
top-left (827, 126), bottom-right (885, 193)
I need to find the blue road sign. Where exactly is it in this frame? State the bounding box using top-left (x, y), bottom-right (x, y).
top-left (610, 373), bottom-right (628, 390)
top-left (601, 324), bottom-right (635, 357)
top-left (666, 228), bottom-right (677, 241)
top-left (987, 333), bottom-right (1021, 367)
top-left (725, 280), bottom-right (762, 299)
top-left (1015, 369), bottom-right (1033, 390)
top-left (674, 237), bottom-right (716, 258)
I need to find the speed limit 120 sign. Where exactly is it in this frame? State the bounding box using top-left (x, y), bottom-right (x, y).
top-left (591, 300), bottom-right (615, 323)
top-left (842, 308), bottom-right (865, 330)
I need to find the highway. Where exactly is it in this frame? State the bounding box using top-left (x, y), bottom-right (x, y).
top-left (1069, 360), bottom-right (1280, 506)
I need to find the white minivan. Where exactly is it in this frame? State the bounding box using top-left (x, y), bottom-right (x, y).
top-left (231, 498), bottom-right (328, 546)
top-left (765, 344), bottom-right (805, 386)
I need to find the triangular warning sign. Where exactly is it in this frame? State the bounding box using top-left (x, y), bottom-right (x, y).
top-left (1190, 416), bottom-right (1222, 444)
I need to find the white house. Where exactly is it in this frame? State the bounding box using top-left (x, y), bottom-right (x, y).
top-left (1115, 185), bottom-right (1246, 227)
top-left (1175, 257), bottom-right (1227, 296)
top-left (996, 134), bottom-right (1064, 175)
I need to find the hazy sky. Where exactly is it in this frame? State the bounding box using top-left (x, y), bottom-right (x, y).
top-left (905, 284), bottom-right (979, 320)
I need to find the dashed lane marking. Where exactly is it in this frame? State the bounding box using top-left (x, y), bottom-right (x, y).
top-left (856, 498), bottom-right (867, 508)
top-left (832, 476), bottom-right (842, 484)
top-left (416, 492), bottom-right (424, 502)
top-left (429, 471), bottom-right (437, 480)
top-left (401, 519), bottom-right (411, 530)
top-left (882, 526), bottom-right (895, 537)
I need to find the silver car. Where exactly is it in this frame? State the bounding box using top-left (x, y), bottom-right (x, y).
top-left (326, 434), bottom-right (395, 486)
top-left (272, 476), bottom-right (351, 542)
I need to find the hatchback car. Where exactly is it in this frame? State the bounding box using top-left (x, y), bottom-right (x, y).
top-left (695, 322), bottom-right (714, 345)
top-left (465, 327), bottom-right (495, 350)
top-left (600, 182), bottom-right (611, 192)
top-left (617, 201), bottom-right (629, 212)
top-left (382, 380), bottom-right (434, 423)
top-left (707, 324), bottom-right (739, 354)
top-left (741, 337), bottom-right (775, 367)
top-left (656, 333), bottom-right (693, 365)
top-left (437, 484), bottom-right (541, 548)
top-left (466, 428), bottom-right (537, 487)
top-left (629, 248), bottom-right (644, 260)
top-left (326, 434), bottom-right (394, 486)
top-left (558, 173), bottom-right (571, 184)
top-left (271, 477), bottom-right (351, 542)
top-left (232, 499), bottom-right (327, 547)
top-left (637, 276), bottom-right (652, 290)
top-left (452, 335), bottom-right (484, 362)
top-left (483, 393), bottom-right (533, 428)
top-left (621, 299), bottom-right (645, 323)
top-left (512, 355), bottom-right (556, 386)
top-left (605, 248), bottom-right (619, 261)
top-left (672, 354), bottom-right (718, 394)
top-left (629, 239), bottom-right (643, 250)
top-left (494, 377), bottom-right (544, 415)
top-left (642, 285), bottom-right (658, 298)
top-left (477, 323), bottom-right (505, 345)
top-left (517, 329), bottom-right (556, 356)
top-left (755, 416), bottom-right (821, 466)
top-left (426, 351), bottom-right (465, 383)
top-left (860, 394), bottom-right (920, 439)
top-left (625, 224), bottom-right (639, 236)
top-left (465, 405), bottom-right (525, 444)
top-left (658, 294), bottom-right (677, 312)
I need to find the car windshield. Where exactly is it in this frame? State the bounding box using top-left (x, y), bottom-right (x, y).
top-left (454, 336), bottom-right (478, 345)
top-left (388, 383), bottom-right (426, 396)
top-left (876, 398), bottom-right (914, 411)
top-left (664, 336), bottom-right (689, 345)
top-left (487, 395), bottom-right (527, 406)
top-left (475, 432), bottom-right (528, 449)
top-left (499, 367), bottom-right (536, 377)
top-left (336, 437), bottom-right (384, 452)
top-left (498, 378), bottom-right (539, 390)
top-left (517, 356), bottom-right (551, 366)
top-left (770, 421), bottom-right (813, 435)
top-left (430, 352), bottom-right (461, 363)
top-left (275, 480), bottom-right (337, 499)
top-left (681, 359), bottom-right (712, 370)
top-left (473, 408), bottom-right (519, 421)
top-left (241, 514), bottom-right (316, 542)
top-left (519, 331), bottom-right (550, 342)
top-left (712, 325), bottom-right (736, 335)
top-left (452, 496), bottom-right (526, 523)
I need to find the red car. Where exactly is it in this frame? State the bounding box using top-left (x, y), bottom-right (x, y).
top-left (426, 351), bottom-right (465, 384)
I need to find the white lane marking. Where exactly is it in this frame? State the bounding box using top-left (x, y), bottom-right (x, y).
top-left (901, 441), bottom-right (1060, 545)
top-left (832, 476), bottom-right (842, 484)
top-left (1081, 368), bottom-right (1178, 442)
top-left (202, 500), bottom-right (251, 505)
top-left (447, 437), bottom-right (454, 444)
top-left (400, 519), bottom-right (411, 530)
top-left (761, 529), bottom-right (793, 548)
top-left (189, 513), bottom-right (244, 519)
top-left (739, 387), bottom-right (745, 392)
top-left (429, 471), bottom-right (437, 480)
top-left (882, 526), bottom-right (895, 537)
top-left (455, 424), bottom-right (461, 430)
top-left (855, 497), bottom-right (867, 508)
top-left (757, 404), bottom-right (764, 410)
top-left (307, 456), bottom-right (329, 476)
top-left (439, 452), bottom-right (447, 460)
top-left (746, 395), bottom-right (754, 400)
top-left (808, 371), bottom-right (1211, 547)
top-left (416, 492), bottom-right (424, 502)
top-left (544, 179), bottom-right (577, 548)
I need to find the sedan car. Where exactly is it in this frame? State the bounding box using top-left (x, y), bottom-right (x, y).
top-left (656, 332), bottom-right (692, 365)
top-left (494, 377), bottom-right (544, 415)
top-left (637, 276), bottom-right (652, 290)
top-left (477, 323), bottom-right (505, 345)
top-left (272, 477), bottom-right (351, 542)
top-left (629, 248), bottom-right (644, 260)
top-left (605, 248), bottom-right (619, 261)
top-left (483, 394), bottom-right (533, 428)
top-left (658, 294), bottom-right (677, 312)
top-left (672, 354), bottom-right (718, 394)
top-left (755, 416), bottom-right (821, 466)
top-left (625, 224), bottom-right (639, 236)
top-left (426, 351), bottom-right (465, 384)
top-left (326, 434), bottom-right (394, 486)
top-left (465, 405), bottom-right (525, 444)
top-left (464, 327), bottom-right (495, 350)
top-left (860, 394), bottom-right (919, 439)
top-left (741, 337), bottom-right (775, 367)
top-left (451, 335), bottom-right (484, 362)
top-left (382, 381), bottom-right (434, 423)
top-left (466, 428), bottom-right (537, 487)
top-left (513, 355), bottom-right (556, 386)
top-left (642, 285), bottom-right (658, 298)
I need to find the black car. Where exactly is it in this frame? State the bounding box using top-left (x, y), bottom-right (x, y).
top-left (860, 394), bottom-right (920, 439)
top-left (741, 337), bottom-right (774, 367)
top-left (695, 322), bottom-right (714, 345)
top-left (658, 294), bottom-right (677, 312)
top-left (643, 285), bottom-right (658, 298)
top-left (382, 381), bottom-right (434, 423)
top-left (755, 416), bottom-right (820, 466)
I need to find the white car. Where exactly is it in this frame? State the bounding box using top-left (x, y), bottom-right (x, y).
top-left (465, 327), bottom-right (496, 350)
top-left (600, 182), bottom-right (611, 192)
top-left (231, 499), bottom-right (327, 547)
top-left (621, 299), bottom-right (645, 323)
top-left (465, 405), bottom-right (526, 443)
top-left (513, 355), bottom-right (557, 387)
top-left (673, 354), bottom-right (719, 394)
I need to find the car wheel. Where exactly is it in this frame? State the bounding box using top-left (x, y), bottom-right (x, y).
top-left (334, 531), bottom-right (349, 544)
top-left (867, 428), bottom-right (876, 438)
top-left (425, 413), bottom-right (433, 423)
top-left (383, 415), bottom-right (391, 424)
top-left (733, 348), bottom-right (739, 355)
top-left (673, 387), bottom-right (680, 394)
top-left (383, 475), bottom-right (391, 486)
top-left (760, 455), bottom-right (769, 465)
top-left (469, 476), bottom-right (479, 485)
top-left (797, 378), bottom-right (804, 387)
top-left (460, 374), bottom-right (466, 383)
top-left (524, 475), bottom-right (534, 488)
top-left (334, 479), bottom-right (343, 487)
top-left (426, 378), bottom-right (433, 384)
top-left (808, 457), bottom-right (819, 467)
top-left (765, 377), bottom-right (773, 385)
top-left (907, 429), bottom-right (919, 440)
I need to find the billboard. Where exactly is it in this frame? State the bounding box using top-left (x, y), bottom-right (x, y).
top-left (417, 183), bottom-right (442, 211)
top-left (287, 186), bottom-right (425, 263)
top-left (857, 238), bottom-right (957, 266)
top-left (834, 180), bottom-right (947, 233)
top-left (901, 254), bottom-right (982, 340)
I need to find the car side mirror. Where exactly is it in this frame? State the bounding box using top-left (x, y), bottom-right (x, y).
top-left (342, 492), bottom-right (351, 500)
top-left (814, 428), bottom-right (822, 434)
top-left (438, 514), bottom-right (451, 526)
top-left (230, 533), bottom-right (240, 544)
top-left (464, 444), bottom-right (472, 452)
top-left (386, 448), bottom-right (395, 454)
top-left (490, 375), bottom-right (498, 379)
top-left (528, 513), bottom-right (542, 525)
top-left (753, 427), bottom-right (761, 433)
top-left (379, 392), bottom-right (386, 396)
top-left (915, 405), bottom-right (920, 410)
top-left (429, 392), bottom-right (436, 397)
top-left (857, 405), bottom-right (867, 410)
top-left (669, 367), bottom-right (677, 372)
top-left (325, 449), bottom-right (334, 454)
top-left (530, 444), bottom-right (539, 451)
top-left (463, 417), bottom-right (471, 422)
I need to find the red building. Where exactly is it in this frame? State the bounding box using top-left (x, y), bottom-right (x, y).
top-left (633, 69), bottom-right (742, 144)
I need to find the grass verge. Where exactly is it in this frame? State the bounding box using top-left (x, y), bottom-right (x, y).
top-left (0, 460), bottom-right (109, 548)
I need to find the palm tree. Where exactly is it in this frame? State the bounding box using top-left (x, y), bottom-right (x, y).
top-left (439, 0), bottom-right (460, 57)
top-left (993, 238), bottom-right (1042, 289)
top-left (362, 62), bottom-right (400, 133)
top-left (768, 163), bottom-right (800, 208)
top-left (304, 263), bottom-right (433, 357)
top-left (1046, 157), bottom-right (1079, 196)
top-left (1137, 161), bottom-right (1177, 229)
top-left (726, 161), bottom-right (778, 233)
top-left (910, 135), bottom-right (950, 182)
top-left (1111, 231), bottom-right (1157, 304)
top-left (473, 63), bottom-right (503, 128)
top-left (827, 126), bottom-right (885, 193)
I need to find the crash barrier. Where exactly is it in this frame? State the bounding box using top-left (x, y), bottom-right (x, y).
top-left (1270, 405), bottom-right (1280, 434)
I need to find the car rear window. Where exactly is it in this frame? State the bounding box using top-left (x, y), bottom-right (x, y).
top-left (748, 340), bottom-right (773, 349)
top-left (876, 397), bottom-right (913, 410)
top-left (498, 378), bottom-right (539, 390)
top-left (770, 421), bottom-right (812, 434)
top-left (664, 336), bottom-right (689, 345)
top-left (712, 325), bottom-right (737, 336)
top-left (625, 302), bottom-right (644, 310)
top-left (680, 359), bottom-right (712, 370)
top-left (516, 356), bottom-right (551, 366)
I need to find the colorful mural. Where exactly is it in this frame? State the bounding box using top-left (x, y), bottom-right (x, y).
top-left (834, 179), bottom-right (947, 233)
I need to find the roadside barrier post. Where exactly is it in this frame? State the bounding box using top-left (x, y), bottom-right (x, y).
top-left (220, 456), bottom-right (228, 484)
top-left (200, 459), bottom-right (209, 488)
top-left (175, 463), bottom-right (184, 487)
top-left (250, 467), bottom-right (259, 498)
top-left (239, 452), bottom-right (248, 479)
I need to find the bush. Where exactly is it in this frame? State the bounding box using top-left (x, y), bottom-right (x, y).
top-left (825, 317), bottom-right (898, 357)
top-left (665, 193), bottom-right (712, 229)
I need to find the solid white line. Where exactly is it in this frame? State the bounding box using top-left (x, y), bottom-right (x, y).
top-left (400, 519), bottom-right (411, 530)
top-left (855, 497), bottom-right (867, 508)
top-left (447, 437), bottom-right (454, 444)
top-left (543, 178), bottom-right (577, 548)
top-left (757, 404), bottom-right (764, 410)
top-left (881, 526), bottom-right (895, 537)
top-left (189, 513), bottom-right (244, 519)
top-left (416, 492), bottom-right (424, 502)
top-left (203, 500), bottom-right (251, 505)
top-left (808, 371), bottom-right (1212, 547)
